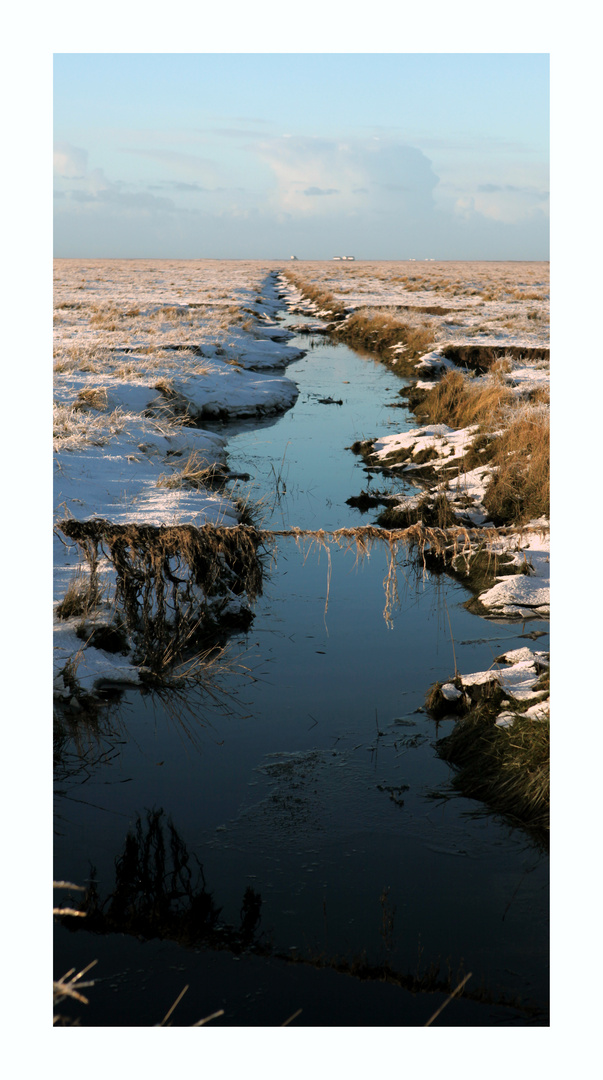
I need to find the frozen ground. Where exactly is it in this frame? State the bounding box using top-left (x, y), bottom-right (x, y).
top-left (280, 259), bottom-right (549, 349)
top-left (53, 260), bottom-right (304, 699)
top-left (438, 645), bottom-right (550, 730)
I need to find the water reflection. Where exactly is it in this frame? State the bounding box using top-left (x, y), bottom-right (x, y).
top-left (61, 809), bottom-right (263, 953)
top-left (56, 809), bottom-right (545, 1023)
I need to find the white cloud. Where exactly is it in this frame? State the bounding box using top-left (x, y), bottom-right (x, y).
top-left (250, 135), bottom-right (439, 219)
top-left (53, 142), bottom-right (88, 178)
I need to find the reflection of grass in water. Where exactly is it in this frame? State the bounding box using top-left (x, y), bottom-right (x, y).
top-left (56, 519), bottom-right (265, 679)
top-left (56, 809), bottom-right (547, 1024)
top-left (60, 809), bottom-right (263, 952)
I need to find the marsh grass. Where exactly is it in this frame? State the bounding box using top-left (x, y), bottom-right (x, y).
top-left (483, 408), bottom-right (549, 525)
top-left (55, 570), bottom-right (103, 621)
top-left (436, 705), bottom-right (550, 834)
top-left (56, 519), bottom-right (486, 652)
top-left (283, 271), bottom-right (434, 366)
top-left (408, 373), bottom-right (549, 526)
top-left (412, 370), bottom-right (512, 428)
top-left (282, 273), bottom-right (348, 317)
top-left (74, 386), bottom-right (109, 412)
top-left (334, 308), bottom-right (434, 365)
top-left (56, 519), bottom-right (266, 675)
top-left (53, 403), bottom-right (138, 450)
top-left (156, 451), bottom-right (227, 491)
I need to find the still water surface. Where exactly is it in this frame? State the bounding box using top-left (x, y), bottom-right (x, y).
top-left (54, 315), bottom-right (549, 1026)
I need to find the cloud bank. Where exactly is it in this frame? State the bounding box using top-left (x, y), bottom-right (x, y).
top-left (53, 133), bottom-right (549, 259)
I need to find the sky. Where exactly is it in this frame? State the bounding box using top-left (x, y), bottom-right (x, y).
top-left (53, 53), bottom-right (549, 261)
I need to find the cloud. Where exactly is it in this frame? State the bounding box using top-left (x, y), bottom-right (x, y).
top-left (465, 183), bottom-right (550, 224)
top-left (150, 181), bottom-right (210, 192)
top-left (65, 187), bottom-right (176, 212)
top-left (477, 183), bottom-right (549, 198)
top-left (195, 126), bottom-right (270, 140)
top-left (54, 143), bottom-right (178, 216)
top-left (121, 147), bottom-right (218, 181)
top-left (54, 142), bottom-right (88, 178)
top-left (54, 134), bottom-right (548, 259)
top-left (304, 186), bottom-right (339, 196)
top-left (250, 134), bottom-right (439, 218)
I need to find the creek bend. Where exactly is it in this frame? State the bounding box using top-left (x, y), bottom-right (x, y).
top-left (54, 297), bottom-right (549, 1026)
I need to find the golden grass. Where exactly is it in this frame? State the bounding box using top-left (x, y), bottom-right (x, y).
top-left (53, 404), bottom-right (136, 450)
top-left (414, 371), bottom-right (513, 428)
top-left (437, 707), bottom-right (550, 834)
top-left (156, 451), bottom-right (226, 491)
top-left (336, 308), bottom-right (434, 360)
top-left (55, 569), bottom-right (103, 620)
top-left (74, 386), bottom-right (108, 412)
top-left (483, 407), bottom-right (549, 524)
top-left (411, 372), bottom-right (549, 525)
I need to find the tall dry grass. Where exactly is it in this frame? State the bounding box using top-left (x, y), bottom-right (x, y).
top-left (414, 372), bottom-right (549, 525)
top-left (483, 408), bottom-right (549, 524)
top-left (414, 371), bottom-right (513, 428)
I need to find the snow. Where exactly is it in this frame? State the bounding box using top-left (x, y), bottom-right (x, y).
top-left (168, 362), bottom-right (299, 420)
top-left (53, 622), bottom-right (146, 698)
top-left (477, 528), bottom-right (550, 618)
top-left (478, 575), bottom-right (550, 618)
top-left (372, 424), bottom-right (478, 466)
top-left (441, 683), bottom-right (463, 701)
top-left (458, 647), bottom-right (549, 706)
top-left (53, 261), bottom-right (304, 698)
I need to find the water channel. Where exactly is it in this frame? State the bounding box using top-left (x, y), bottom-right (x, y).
top-left (53, 284), bottom-right (549, 1026)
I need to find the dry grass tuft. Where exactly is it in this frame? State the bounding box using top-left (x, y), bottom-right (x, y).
top-left (335, 308), bottom-right (434, 363)
top-left (74, 386), bottom-right (108, 412)
top-left (437, 706), bottom-right (549, 834)
top-left (414, 370), bottom-right (512, 428)
top-left (53, 404), bottom-right (136, 450)
top-left (157, 451), bottom-right (227, 491)
top-left (56, 569), bottom-right (102, 620)
top-left (56, 519), bottom-right (266, 674)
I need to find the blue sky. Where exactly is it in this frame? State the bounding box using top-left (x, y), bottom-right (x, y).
top-left (53, 53), bottom-right (549, 259)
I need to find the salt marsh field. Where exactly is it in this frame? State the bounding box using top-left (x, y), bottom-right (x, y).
top-left (53, 259), bottom-right (549, 1026)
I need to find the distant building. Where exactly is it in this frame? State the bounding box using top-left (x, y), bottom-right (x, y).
top-left (333, 256), bottom-right (342, 260)
top-left (343, 256), bottom-right (355, 261)
top-left (290, 255), bottom-right (298, 260)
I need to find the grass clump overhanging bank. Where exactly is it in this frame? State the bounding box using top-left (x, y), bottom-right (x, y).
top-left (425, 648), bottom-right (550, 838)
top-left (56, 519), bottom-right (266, 685)
top-left (55, 517), bottom-right (502, 700)
top-left (436, 707), bottom-right (549, 838)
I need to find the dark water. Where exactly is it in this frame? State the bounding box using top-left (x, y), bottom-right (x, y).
top-left (54, 305), bottom-right (549, 1027)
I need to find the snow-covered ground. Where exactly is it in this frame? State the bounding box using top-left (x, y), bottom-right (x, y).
top-left (279, 259), bottom-right (549, 349)
top-left (438, 646), bottom-right (550, 730)
top-left (53, 261), bottom-right (304, 700)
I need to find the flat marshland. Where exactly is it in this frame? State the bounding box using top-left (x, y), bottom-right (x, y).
top-left (54, 259), bottom-right (549, 1026)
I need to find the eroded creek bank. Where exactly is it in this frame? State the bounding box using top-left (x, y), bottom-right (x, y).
top-left (54, 272), bottom-right (549, 1026)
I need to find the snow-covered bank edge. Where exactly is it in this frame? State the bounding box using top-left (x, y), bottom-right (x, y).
top-left (426, 647), bottom-right (550, 835)
top-left (276, 266), bottom-right (550, 831)
top-left (53, 267), bottom-right (302, 704)
top-left (277, 268), bottom-right (549, 621)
